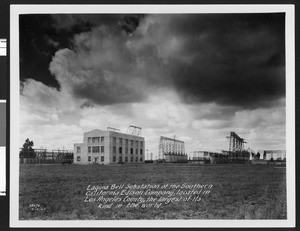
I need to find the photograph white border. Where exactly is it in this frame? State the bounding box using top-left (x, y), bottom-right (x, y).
top-left (10, 4), bottom-right (295, 228)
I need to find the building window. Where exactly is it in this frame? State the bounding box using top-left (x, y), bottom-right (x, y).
top-left (77, 156), bottom-right (81, 161)
top-left (119, 156), bottom-right (122, 162)
top-left (88, 147), bottom-right (91, 153)
top-left (130, 140), bottom-right (133, 146)
top-left (119, 138), bottom-right (122, 145)
top-left (92, 146), bottom-right (100, 153)
top-left (92, 137), bottom-right (100, 143)
top-left (140, 141), bottom-right (143, 147)
top-left (119, 147), bottom-right (122, 154)
top-left (101, 156), bottom-right (104, 162)
top-left (131, 157), bottom-right (133, 162)
top-left (136, 141), bottom-right (139, 147)
top-left (125, 148), bottom-right (128, 154)
top-left (136, 148), bottom-right (138, 155)
top-left (140, 149), bottom-right (143, 155)
top-left (113, 156), bottom-right (116, 162)
top-left (113, 137), bottom-right (116, 145)
top-left (130, 148), bottom-right (133, 155)
top-left (88, 137), bottom-right (91, 143)
top-left (101, 136), bottom-right (104, 142)
top-left (101, 146), bottom-right (104, 153)
top-left (125, 139), bottom-right (128, 146)
top-left (77, 146), bottom-right (81, 153)
top-left (136, 157), bottom-right (138, 162)
top-left (88, 156), bottom-right (91, 162)
top-left (140, 157), bottom-right (143, 162)
top-left (125, 157), bottom-right (128, 162)
top-left (113, 146), bottom-right (116, 154)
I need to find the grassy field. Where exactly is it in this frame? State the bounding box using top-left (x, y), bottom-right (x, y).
top-left (19, 163), bottom-right (286, 220)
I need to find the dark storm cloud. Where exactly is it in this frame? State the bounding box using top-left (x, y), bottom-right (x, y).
top-left (49, 25), bottom-right (150, 105)
top-left (51, 14), bottom-right (116, 31)
top-left (118, 15), bottom-right (144, 34)
top-left (20, 14), bottom-right (92, 88)
top-left (21, 13), bottom-right (285, 109)
top-left (160, 14), bottom-right (285, 108)
top-left (51, 14), bottom-right (144, 34)
top-left (20, 14), bottom-right (138, 89)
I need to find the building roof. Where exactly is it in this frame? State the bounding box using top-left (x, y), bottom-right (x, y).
top-left (84, 128), bottom-right (144, 138)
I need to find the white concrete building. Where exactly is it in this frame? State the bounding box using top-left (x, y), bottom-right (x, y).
top-left (158, 136), bottom-right (187, 162)
top-left (74, 129), bottom-right (145, 165)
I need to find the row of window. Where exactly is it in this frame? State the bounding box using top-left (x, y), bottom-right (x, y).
top-left (77, 156), bottom-right (105, 162)
top-left (86, 136), bottom-right (143, 147)
top-left (88, 146), bottom-right (105, 153)
top-left (87, 137), bottom-right (105, 143)
top-left (89, 156), bottom-right (104, 162)
top-left (76, 156), bottom-right (143, 163)
top-left (112, 137), bottom-right (143, 147)
top-left (76, 146), bottom-right (144, 155)
top-left (113, 146), bottom-right (143, 155)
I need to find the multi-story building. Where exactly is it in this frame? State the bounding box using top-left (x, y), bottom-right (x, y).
top-left (74, 129), bottom-right (145, 165)
top-left (158, 136), bottom-right (187, 162)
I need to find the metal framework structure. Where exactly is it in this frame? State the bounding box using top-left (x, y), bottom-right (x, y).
top-left (19, 148), bottom-right (73, 160)
top-left (126, 125), bottom-right (142, 136)
top-left (107, 127), bottom-right (120, 132)
top-left (227, 132), bottom-right (246, 153)
top-left (158, 136), bottom-right (185, 159)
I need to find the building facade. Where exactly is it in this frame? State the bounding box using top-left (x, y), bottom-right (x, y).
top-left (190, 151), bottom-right (212, 160)
top-left (188, 150), bottom-right (251, 164)
top-left (158, 136), bottom-right (187, 162)
top-left (74, 129), bottom-right (145, 165)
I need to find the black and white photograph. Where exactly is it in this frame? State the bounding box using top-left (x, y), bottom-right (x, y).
top-left (10, 4), bottom-right (295, 228)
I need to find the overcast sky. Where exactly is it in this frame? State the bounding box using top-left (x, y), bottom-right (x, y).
top-left (19, 13), bottom-right (286, 156)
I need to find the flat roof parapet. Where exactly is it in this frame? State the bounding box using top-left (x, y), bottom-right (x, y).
top-left (160, 136), bottom-right (184, 143)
